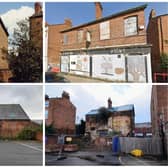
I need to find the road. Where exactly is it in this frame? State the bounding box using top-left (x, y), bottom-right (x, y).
top-left (0, 140), bottom-right (43, 165)
top-left (46, 151), bottom-right (168, 166)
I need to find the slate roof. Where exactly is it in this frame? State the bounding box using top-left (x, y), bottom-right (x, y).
top-left (0, 104), bottom-right (30, 120)
top-left (0, 17), bottom-right (9, 36)
top-left (86, 104), bottom-right (134, 115)
top-left (61, 4), bottom-right (147, 33)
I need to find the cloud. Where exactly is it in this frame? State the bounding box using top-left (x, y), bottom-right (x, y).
top-left (0, 6), bottom-right (34, 37)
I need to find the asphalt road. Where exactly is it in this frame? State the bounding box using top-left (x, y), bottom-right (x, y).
top-left (0, 140), bottom-right (43, 165)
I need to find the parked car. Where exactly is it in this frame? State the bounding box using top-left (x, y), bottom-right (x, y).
top-left (45, 72), bottom-right (70, 83)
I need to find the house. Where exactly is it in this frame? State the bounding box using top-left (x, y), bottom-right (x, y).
top-left (86, 98), bottom-right (135, 140)
top-left (45, 19), bottom-right (72, 70)
top-left (147, 10), bottom-right (168, 82)
top-left (0, 17), bottom-right (11, 82)
top-left (60, 3), bottom-right (152, 82)
top-left (134, 122), bottom-right (152, 137)
top-left (0, 104), bottom-right (32, 138)
top-left (45, 91), bottom-right (76, 134)
top-left (151, 85), bottom-right (168, 158)
top-left (29, 2), bottom-right (43, 54)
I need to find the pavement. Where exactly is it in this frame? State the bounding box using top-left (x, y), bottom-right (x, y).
top-left (46, 151), bottom-right (168, 166)
top-left (0, 140), bottom-right (43, 165)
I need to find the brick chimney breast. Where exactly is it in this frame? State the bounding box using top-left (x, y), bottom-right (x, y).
top-left (108, 98), bottom-right (112, 109)
top-left (95, 2), bottom-right (103, 19)
top-left (35, 2), bottom-right (42, 15)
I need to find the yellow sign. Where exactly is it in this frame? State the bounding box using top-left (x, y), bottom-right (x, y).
top-left (66, 137), bottom-right (72, 142)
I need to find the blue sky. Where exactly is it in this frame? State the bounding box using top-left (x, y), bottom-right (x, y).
top-left (45, 85), bottom-right (152, 124)
top-left (45, 2), bottom-right (168, 26)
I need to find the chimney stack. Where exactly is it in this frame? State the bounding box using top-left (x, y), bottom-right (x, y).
top-left (62, 91), bottom-right (70, 100)
top-left (64, 18), bottom-right (72, 28)
top-left (149, 9), bottom-right (156, 20)
top-left (108, 98), bottom-right (112, 109)
top-left (35, 2), bottom-right (42, 15)
top-left (95, 2), bottom-right (103, 19)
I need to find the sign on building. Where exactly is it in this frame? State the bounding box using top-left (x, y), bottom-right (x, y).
top-left (92, 54), bottom-right (125, 81)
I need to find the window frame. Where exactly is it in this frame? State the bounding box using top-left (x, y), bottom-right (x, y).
top-left (99, 21), bottom-right (110, 40)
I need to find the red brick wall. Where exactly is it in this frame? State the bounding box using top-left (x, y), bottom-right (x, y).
top-left (61, 9), bottom-right (146, 51)
top-left (0, 120), bottom-right (31, 138)
top-left (46, 97), bottom-right (76, 134)
top-left (147, 15), bottom-right (168, 74)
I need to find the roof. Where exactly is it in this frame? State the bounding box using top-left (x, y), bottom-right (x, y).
top-left (0, 104), bottom-right (30, 120)
top-left (0, 17), bottom-right (9, 36)
top-left (61, 4), bottom-right (147, 33)
top-left (86, 104), bottom-right (134, 115)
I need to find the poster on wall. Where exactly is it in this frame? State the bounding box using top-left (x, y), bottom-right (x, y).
top-left (127, 55), bottom-right (147, 82)
top-left (92, 54), bottom-right (125, 81)
top-left (69, 55), bottom-right (90, 76)
top-left (61, 56), bottom-right (69, 73)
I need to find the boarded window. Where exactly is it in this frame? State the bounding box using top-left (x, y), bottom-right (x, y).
top-left (63, 34), bottom-right (68, 44)
top-left (124, 16), bottom-right (137, 36)
top-left (77, 30), bottom-right (83, 43)
top-left (100, 21), bottom-right (110, 40)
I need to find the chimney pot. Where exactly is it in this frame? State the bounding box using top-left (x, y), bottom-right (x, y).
top-left (108, 98), bottom-right (112, 109)
top-left (95, 2), bottom-right (103, 19)
top-left (35, 2), bottom-right (42, 15)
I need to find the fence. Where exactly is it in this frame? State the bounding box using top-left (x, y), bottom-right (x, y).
top-left (119, 137), bottom-right (162, 155)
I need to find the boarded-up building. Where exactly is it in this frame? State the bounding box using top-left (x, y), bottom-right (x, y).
top-left (45, 91), bottom-right (76, 134)
top-left (86, 98), bottom-right (135, 140)
top-left (0, 104), bottom-right (32, 138)
top-left (0, 18), bottom-right (11, 82)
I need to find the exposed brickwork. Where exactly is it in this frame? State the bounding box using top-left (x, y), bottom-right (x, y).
top-left (147, 13), bottom-right (168, 75)
top-left (46, 92), bottom-right (76, 134)
top-left (47, 20), bottom-right (72, 66)
top-left (0, 18), bottom-right (11, 82)
top-left (61, 9), bottom-right (146, 51)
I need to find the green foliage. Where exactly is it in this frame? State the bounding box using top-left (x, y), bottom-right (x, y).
top-left (7, 19), bottom-right (42, 82)
top-left (97, 107), bottom-right (111, 125)
top-left (45, 123), bottom-right (56, 135)
top-left (160, 52), bottom-right (168, 70)
top-left (17, 126), bottom-right (37, 140)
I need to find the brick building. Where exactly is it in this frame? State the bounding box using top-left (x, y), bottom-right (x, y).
top-left (151, 85), bottom-right (168, 158)
top-left (134, 122), bottom-right (152, 137)
top-left (46, 19), bottom-right (72, 70)
top-left (147, 10), bottom-right (168, 81)
top-left (0, 104), bottom-right (33, 138)
top-left (29, 2), bottom-right (43, 54)
top-left (0, 18), bottom-right (11, 82)
top-left (60, 3), bottom-right (152, 82)
top-left (86, 98), bottom-right (135, 140)
top-left (45, 91), bottom-right (76, 134)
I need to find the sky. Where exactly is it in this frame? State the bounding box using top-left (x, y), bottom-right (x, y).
top-left (45, 84), bottom-right (152, 124)
top-left (0, 85), bottom-right (43, 120)
top-left (45, 2), bottom-right (168, 27)
top-left (0, 2), bottom-right (34, 37)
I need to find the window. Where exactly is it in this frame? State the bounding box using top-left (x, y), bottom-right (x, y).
top-left (100, 21), bottom-right (110, 40)
top-left (124, 16), bottom-right (137, 36)
top-left (63, 34), bottom-right (68, 44)
top-left (45, 101), bottom-right (49, 107)
top-left (86, 31), bottom-right (91, 42)
top-left (77, 30), bottom-right (83, 43)
top-left (45, 109), bottom-right (48, 119)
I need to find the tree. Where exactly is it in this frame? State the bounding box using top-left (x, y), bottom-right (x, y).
top-left (6, 19), bottom-right (42, 82)
top-left (76, 119), bottom-right (85, 135)
top-left (160, 52), bottom-right (168, 71)
top-left (45, 123), bottom-right (56, 135)
top-left (97, 107), bottom-right (111, 125)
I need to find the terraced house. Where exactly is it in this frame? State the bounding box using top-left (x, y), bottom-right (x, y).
top-left (0, 18), bottom-right (10, 82)
top-left (60, 3), bottom-right (152, 82)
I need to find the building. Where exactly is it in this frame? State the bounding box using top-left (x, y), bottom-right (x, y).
top-left (86, 98), bottom-right (135, 140)
top-left (151, 85), bottom-right (168, 158)
top-left (0, 104), bottom-right (32, 138)
top-left (147, 10), bottom-right (168, 82)
top-left (29, 2), bottom-right (43, 53)
top-left (45, 91), bottom-right (76, 134)
top-left (134, 122), bottom-right (152, 137)
top-left (60, 3), bottom-right (152, 82)
top-left (46, 19), bottom-right (72, 70)
top-left (0, 18), bottom-right (11, 82)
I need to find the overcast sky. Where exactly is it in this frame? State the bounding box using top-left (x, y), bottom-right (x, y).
top-left (46, 84), bottom-right (152, 124)
top-left (0, 85), bottom-right (43, 120)
top-left (0, 2), bottom-right (34, 38)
